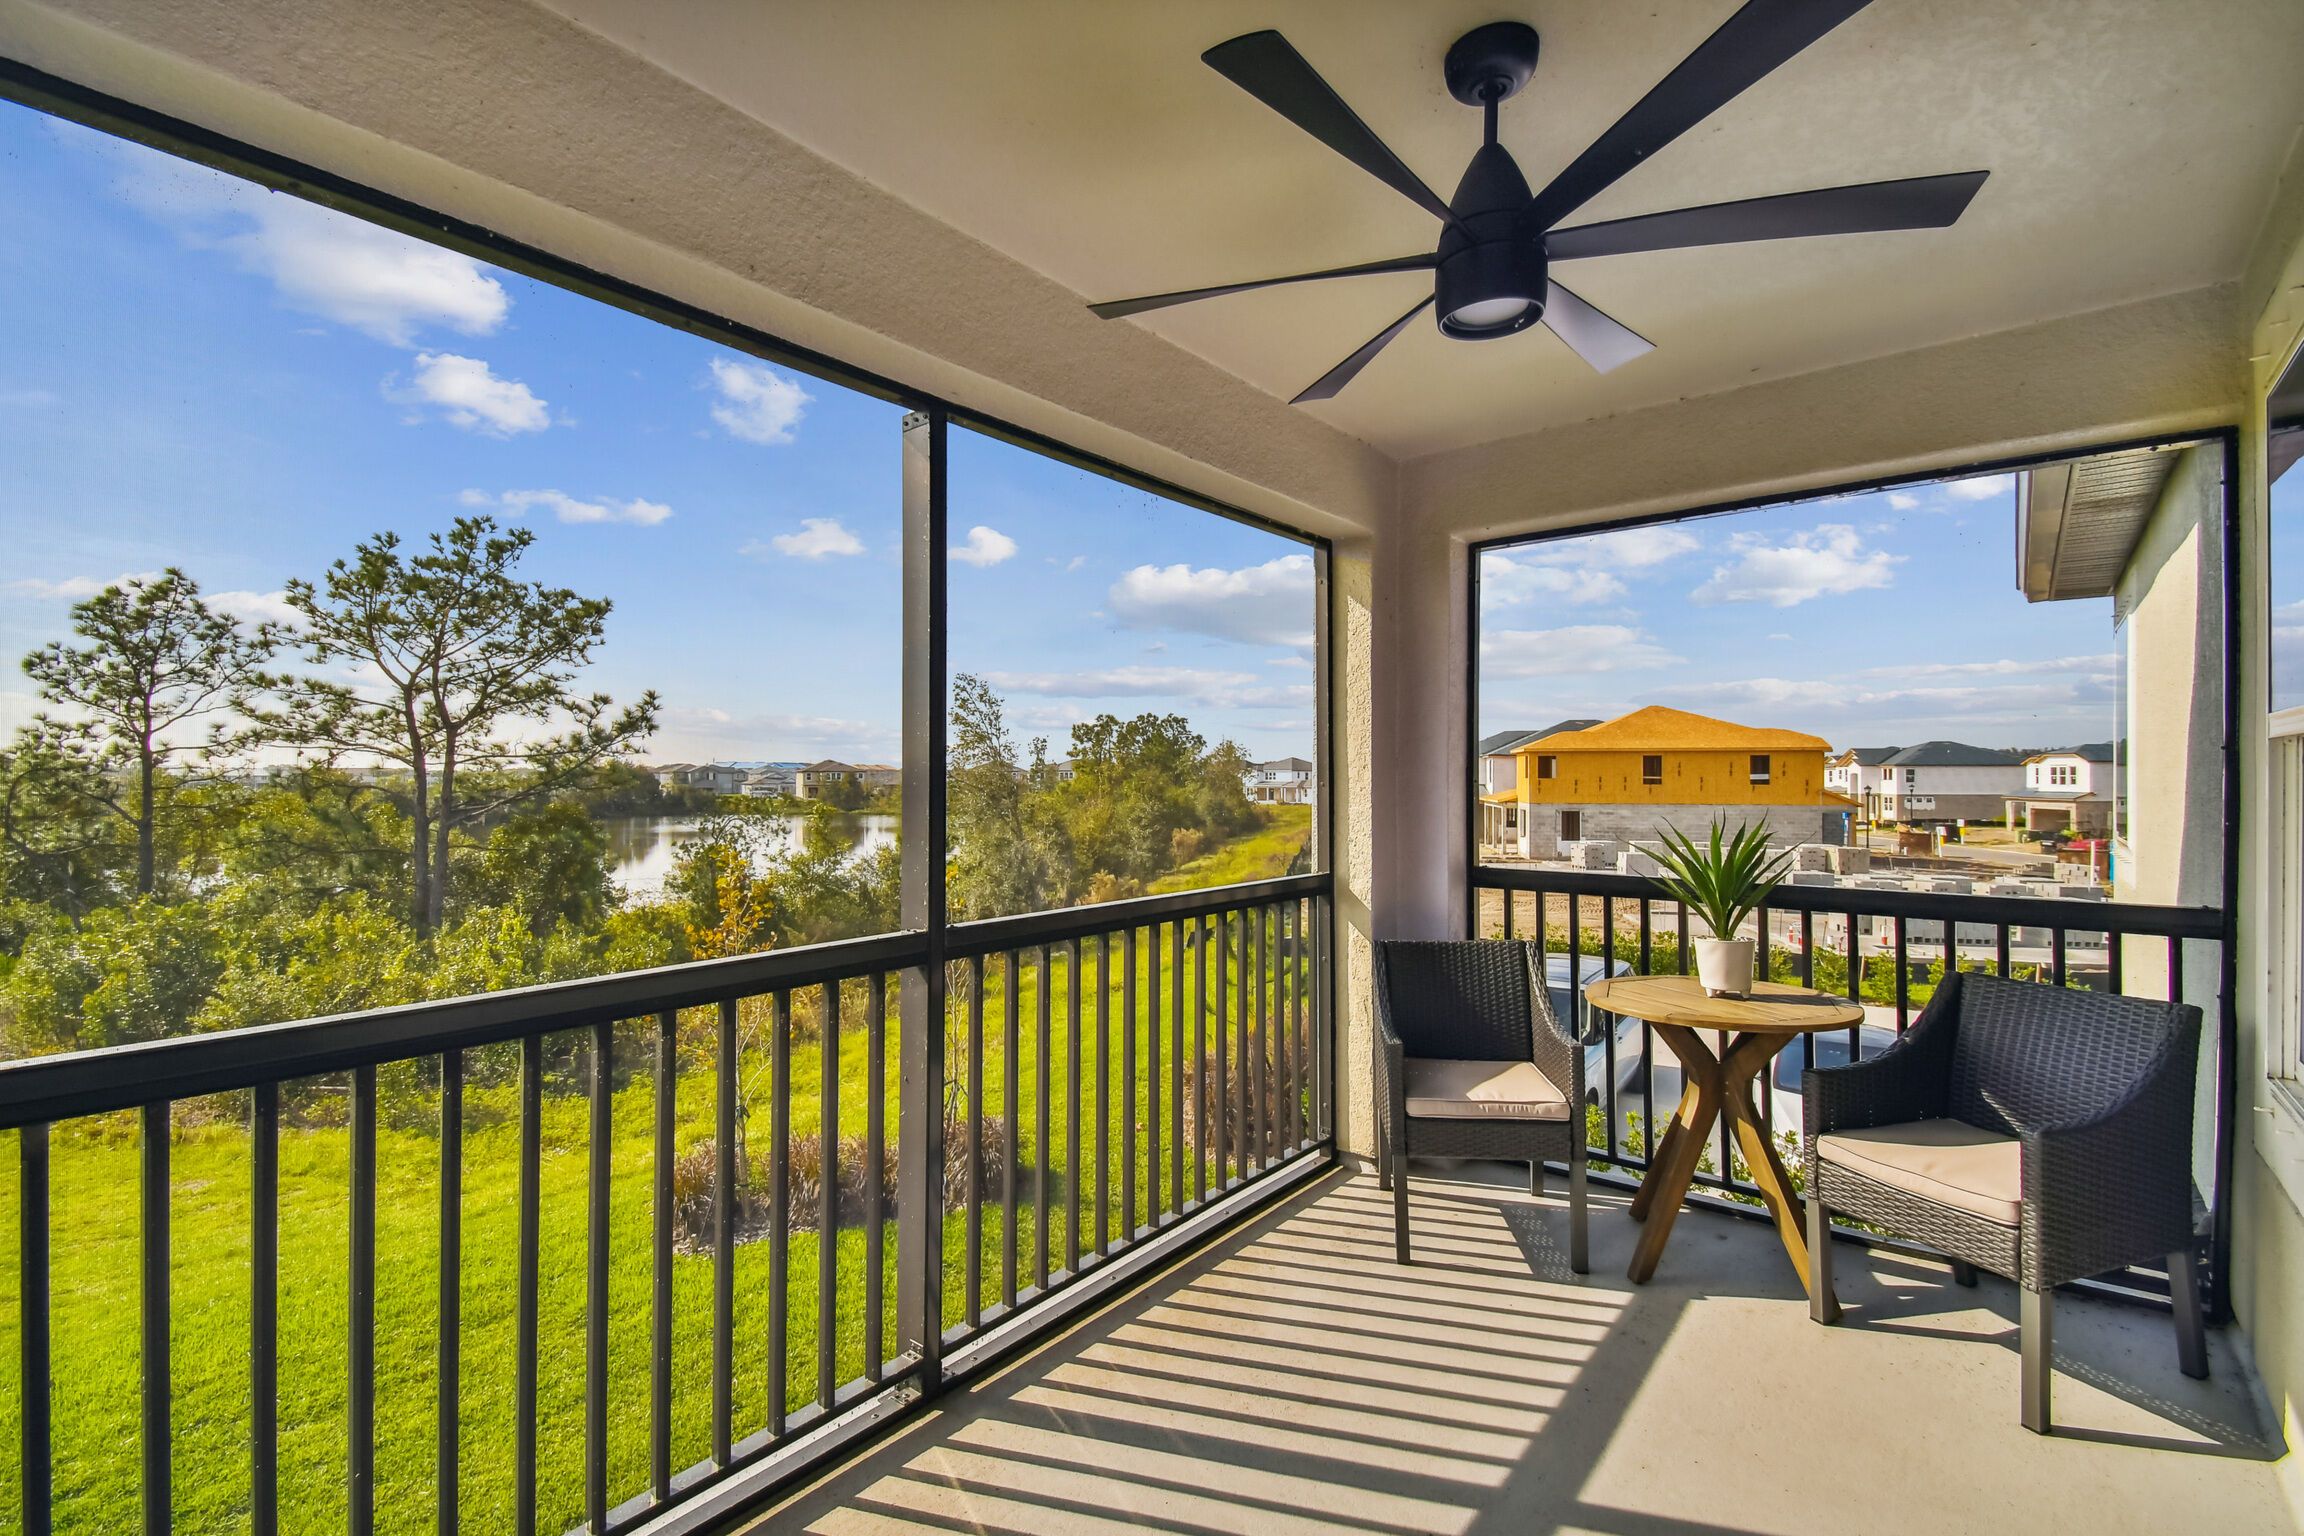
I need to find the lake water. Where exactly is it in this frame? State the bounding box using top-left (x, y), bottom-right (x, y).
top-left (604, 813), bottom-right (897, 901)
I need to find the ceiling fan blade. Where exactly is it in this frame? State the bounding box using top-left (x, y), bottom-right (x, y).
top-left (1528, 0), bottom-right (1875, 231)
top-left (1090, 253), bottom-right (1436, 320)
top-left (1547, 171), bottom-right (1988, 261)
top-left (1204, 31), bottom-right (1455, 224)
top-left (1542, 281), bottom-right (1652, 374)
top-left (1292, 295), bottom-right (1433, 403)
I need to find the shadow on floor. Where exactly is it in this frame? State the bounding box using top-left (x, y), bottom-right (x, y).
top-left (755, 1163), bottom-right (2293, 1536)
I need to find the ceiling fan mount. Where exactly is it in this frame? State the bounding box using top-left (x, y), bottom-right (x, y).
top-left (1091, 3), bottom-right (1988, 405)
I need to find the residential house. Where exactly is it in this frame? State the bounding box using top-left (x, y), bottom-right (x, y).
top-left (1487, 705), bottom-right (1840, 860)
top-left (2007, 744), bottom-right (2118, 837)
top-left (1245, 756), bottom-right (1314, 805)
top-left (1824, 746), bottom-right (1900, 818)
top-left (742, 764), bottom-right (799, 798)
top-left (656, 762), bottom-right (746, 795)
top-left (1478, 720), bottom-right (1603, 799)
top-left (1875, 741), bottom-right (2025, 826)
top-left (795, 761), bottom-right (901, 800)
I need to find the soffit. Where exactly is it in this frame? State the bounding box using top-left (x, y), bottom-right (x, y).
top-left (541, 0), bottom-right (2304, 460)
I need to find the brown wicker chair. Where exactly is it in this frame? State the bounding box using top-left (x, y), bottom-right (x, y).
top-left (1802, 970), bottom-right (2207, 1432)
top-left (1374, 940), bottom-right (1588, 1271)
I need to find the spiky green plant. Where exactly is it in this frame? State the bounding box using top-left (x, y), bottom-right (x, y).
top-left (1649, 817), bottom-right (1797, 939)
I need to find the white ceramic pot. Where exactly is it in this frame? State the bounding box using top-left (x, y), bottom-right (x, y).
top-left (1694, 937), bottom-right (1755, 998)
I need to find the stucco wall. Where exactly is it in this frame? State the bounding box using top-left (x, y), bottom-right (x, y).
top-left (2117, 443), bottom-right (2227, 908)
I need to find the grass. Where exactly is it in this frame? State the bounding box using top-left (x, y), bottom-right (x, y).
top-left (1149, 804), bottom-right (1312, 893)
top-left (0, 895), bottom-right (1315, 1535)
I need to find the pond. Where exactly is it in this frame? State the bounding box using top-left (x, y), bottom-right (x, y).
top-left (603, 813), bottom-right (897, 901)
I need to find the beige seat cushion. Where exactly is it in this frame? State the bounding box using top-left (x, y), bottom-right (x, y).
top-left (1403, 1058), bottom-right (1569, 1121)
top-left (1817, 1119), bottom-right (2021, 1226)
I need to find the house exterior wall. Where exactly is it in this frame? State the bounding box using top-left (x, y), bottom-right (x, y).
top-left (1521, 802), bottom-right (1829, 860)
top-left (1880, 763), bottom-right (2024, 823)
top-left (1515, 746), bottom-right (1825, 808)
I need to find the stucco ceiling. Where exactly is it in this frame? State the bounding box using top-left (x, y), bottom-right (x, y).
top-left (539, 0), bottom-right (2304, 462)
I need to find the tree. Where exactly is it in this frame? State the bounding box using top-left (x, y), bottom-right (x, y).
top-left (948, 674), bottom-right (1065, 919)
top-left (19, 569), bottom-right (278, 895)
top-left (262, 516), bottom-right (658, 933)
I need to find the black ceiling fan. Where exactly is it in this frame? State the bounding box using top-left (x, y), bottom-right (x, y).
top-left (1090, 3), bottom-right (1988, 403)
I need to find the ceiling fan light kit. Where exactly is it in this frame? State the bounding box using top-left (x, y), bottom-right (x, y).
top-left (1091, 2), bottom-right (1988, 406)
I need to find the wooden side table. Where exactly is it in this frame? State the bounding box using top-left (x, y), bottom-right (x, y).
top-left (1583, 973), bottom-right (1864, 1293)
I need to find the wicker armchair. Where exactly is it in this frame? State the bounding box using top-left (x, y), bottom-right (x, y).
top-left (1374, 940), bottom-right (1587, 1271)
top-left (1802, 970), bottom-right (2207, 1432)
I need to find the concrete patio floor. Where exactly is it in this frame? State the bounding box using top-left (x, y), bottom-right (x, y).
top-left (758, 1167), bottom-right (2294, 1536)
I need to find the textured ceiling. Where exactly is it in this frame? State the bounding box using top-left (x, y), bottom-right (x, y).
top-left (540, 0), bottom-right (2304, 461)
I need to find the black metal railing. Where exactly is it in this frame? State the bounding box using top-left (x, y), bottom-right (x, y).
top-left (0, 874), bottom-right (1331, 1536)
top-left (1473, 864), bottom-right (2230, 1307)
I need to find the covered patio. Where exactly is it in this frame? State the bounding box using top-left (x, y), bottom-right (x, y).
top-left (763, 1169), bottom-right (2289, 1535)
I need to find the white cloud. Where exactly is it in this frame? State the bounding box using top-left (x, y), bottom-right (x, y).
top-left (752, 518), bottom-right (865, 560)
top-left (1524, 525), bottom-right (1700, 570)
top-left (109, 144), bottom-right (508, 345)
top-left (1944, 475), bottom-right (2012, 502)
top-left (1886, 491), bottom-right (1921, 511)
top-left (208, 589), bottom-right (304, 628)
top-left (950, 525), bottom-right (1017, 567)
top-left (1107, 554), bottom-right (1315, 648)
top-left (396, 353), bottom-right (551, 435)
top-left (1065, 555), bottom-right (1088, 573)
top-left (986, 665), bottom-right (1309, 710)
top-left (707, 358), bottom-right (811, 445)
top-left (1481, 625), bottom-right (1685, 678)
top-left (7, 571), bottom-right (166, 601)
top-left (1481, 558), bottom-right (1627, 608)
top-left (470, 488), bottom-right (673, 527)
top-left (1691, 523), bottom-right (1900, 607)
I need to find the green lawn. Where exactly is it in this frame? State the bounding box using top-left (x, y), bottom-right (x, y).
top-left (1149, 804), bottom-right (1312, 893)
top-left (0, 906), bottom-right (1315, 1535)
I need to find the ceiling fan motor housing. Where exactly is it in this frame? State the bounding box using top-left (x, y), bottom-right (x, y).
top-left (1436, 141), bottom-right (1547, 339)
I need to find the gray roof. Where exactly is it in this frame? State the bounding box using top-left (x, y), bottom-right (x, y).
top-left (1257, 757), bottom-right (1313, 772)
top-left (1883, 740), bottom-right (2025, 767)
top-left (1837, 746), bottom-right (1902, 765)
top-left (1480, 719), bottom-right (1603, 757)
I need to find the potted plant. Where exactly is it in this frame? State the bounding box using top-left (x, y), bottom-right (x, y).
top-left (1650, 818), bottom-right (1796, 997)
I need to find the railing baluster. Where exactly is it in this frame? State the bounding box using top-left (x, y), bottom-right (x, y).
top-left (967, 957), bottom-right (985, 1329)
top-left (1255, 906), bottom-right (1271, 1169)
top-left (1996, 922), bottom-right (2011, 979)
top-left (1125, 926), bottom-right (1142, 1236)
top-left (1066, 938), bottom-right (1082, 1274)
top-left (21, 1122), bottom-right (49, 1536)
top-left (1194, 917), bottom-right (1209, 1205)
top-left (819, 983), bottom-right (839, 1411)
top-left (253, 1085), bottom-right (278, 1536)
top-left (1171, 920), bottom-right (1185, 1212)
top-left (142, 1101), bottom-right (171, 1536)
top-left (2108, 930), bottom-right (2125, 992)
top-left (1845, 907), bottom-right (1862, 1059)
top-left (1282, 901), bottom-right (1299, 1154)
top-left (769, 988), bottom-right (792, 1436)
top-left (585, 1022), bottom-right (611, 1536)
top-left (2052, 927), bottom-right (2069, 989)
top-left (1893, 919), bottom-right (1911, 1032)
top-left (1502, 884), bottom-right (1515, 940)
top-left (350, 1064), bottom-right (376, 1536)
top-left (651, 1015), bottom-right (674, 1505)
top-left (1035, 945), bottom-right (1051, 1292)
top-left (712, 1000), bottom-right (736, 1466)
top-left (515, 1036), bottom-right (541, 1536)
top-left (865, 978), bottom-right (887, 1383)
top-left (1800, 911), bottom-right (1817, 1078)
top-left (437, 1055), bottom-right (461, 1536)
top-left (1219, 912), bottom-right (1235, 1191)
top-left (1095, 933), bottom-right (1111, 1259)
top-left (1003, 951), bottom-right (1019, 1309)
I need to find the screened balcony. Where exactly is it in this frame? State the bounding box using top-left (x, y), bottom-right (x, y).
top-left (3, 2), bottom-right (2304, 1534)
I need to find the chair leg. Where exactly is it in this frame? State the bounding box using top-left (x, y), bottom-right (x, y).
top-left (2171, 1247), bottom-right (2210, 1380)
top-left (2020, 1286), bottom-right (2053, 1434)
top-left (1567, 1149), bottom-right (1588, 1275)
top-left (1808, 1187), bottom-right (1839, 1324)
top-left (1393, 1147), bottom-right (1411, 1265)
top-left (1376, 1122), bottom-right (1391, 1190)
top-left (1951, 1261), bottom-right (1979, 1288)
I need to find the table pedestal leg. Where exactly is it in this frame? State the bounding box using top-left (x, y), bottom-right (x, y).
top-left (1628, 1077), bottom-right (1698, 1223)
top-left (1626, 1025), bottom-right (1721, 1284)
top-left (1722, 1033), bottom-right (1812, 1293)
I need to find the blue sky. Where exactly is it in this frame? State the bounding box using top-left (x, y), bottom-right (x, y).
top-left (1481, 478), bottom-right (2133, 751)
top-left (0, 102), bottom-right (1315, 767)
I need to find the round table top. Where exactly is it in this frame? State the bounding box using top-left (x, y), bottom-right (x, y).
top-left (1583, 972), bottom-right (1864, 1033)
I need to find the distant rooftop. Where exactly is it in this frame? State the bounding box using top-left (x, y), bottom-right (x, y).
top-left (1535, 705), bottom-right (1829, 754)
top-left (1882, 740), bottom-right (2025, 767)
top-left (1481, 719), bottom-right (1604, 756)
